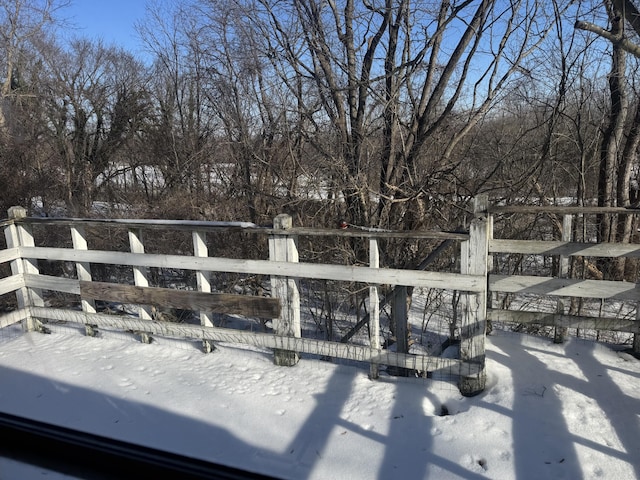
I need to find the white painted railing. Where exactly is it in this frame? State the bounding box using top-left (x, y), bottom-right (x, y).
top-left (0, 205), bottom-right (488, 396)
top-left (486, 204), bottom-right (640, 351)
top-left (6, 200), bottom-right (637, 395)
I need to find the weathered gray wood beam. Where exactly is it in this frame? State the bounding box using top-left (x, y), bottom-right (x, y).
top-left (27, 307), bottom-right (480, 377)
top-left (488, 309), bottom-right (640, 334)
top-left (79, 281), bottom-right (281, 319)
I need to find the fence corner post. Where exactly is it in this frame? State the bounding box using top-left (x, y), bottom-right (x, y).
top-left (269, 214), bottom-right (301, 366)
top-left (459, 195), bottom-right (489, 396)
top-left (5, 206), bottom-right (44, 332)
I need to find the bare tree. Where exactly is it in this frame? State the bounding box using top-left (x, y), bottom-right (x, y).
top-left (576, 1), bottom-right (640, 278)
top-left (574, 0), bottom-right (640, 353)
top-left (0, 0), bottom-right (71, 214)
top-left (0, 0), bottom-right (68, 137)
top-left (38, 39), bottom-right (149, 216)
top-left (233, 1), bottom-right (569, 257)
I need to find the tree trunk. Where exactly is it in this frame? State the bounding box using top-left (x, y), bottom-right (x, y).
top-left (597, 7), bottom-right (628, 280)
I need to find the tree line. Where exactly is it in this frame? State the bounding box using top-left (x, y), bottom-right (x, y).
top-left (2, 0), bottom-right (640, 278)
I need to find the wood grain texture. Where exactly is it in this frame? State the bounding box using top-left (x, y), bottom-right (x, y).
top-left (79, 281), bottom-right (281, 319)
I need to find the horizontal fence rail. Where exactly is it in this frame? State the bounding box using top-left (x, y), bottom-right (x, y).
top-left (489, 275), bottom-right (640, 301)
top-left (487, 309), bottom-right (640, 334)
top-left (16, 307), bottom-right (480, 377)
top-left (491, 239), bottom-right (640, 258)
top-left (0, 216), bottom-right (469, 241)
top-left (16, 246), bottom-right (485, 292)
top-left (488, 205), bottom-right (640, 215)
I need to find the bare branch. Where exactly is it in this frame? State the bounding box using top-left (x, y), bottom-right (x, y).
top-left (575, 19), bottom-right (640, 57)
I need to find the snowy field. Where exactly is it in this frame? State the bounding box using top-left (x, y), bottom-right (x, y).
top-left (0, 326), bottom-right (639, 479)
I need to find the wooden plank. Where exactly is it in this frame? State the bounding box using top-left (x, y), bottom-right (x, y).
top-left (19, 247), bottom-right (485, 292)
top-left (71, 226), bottom-right (96, 316)
top-left (489, 274), bottom-right (640, 300)
top-left (0, 274), bottom-right (24, 296)
top-left (79, 281), bottom-right (281, 319)
top-left (128, 229), bottom-right (152, 322)
top-left (0, 308), bottom-right (28, 329)
top-left (192, 231), bottom-right (214, 352)
top-left (559, 215), bottom-right (571, 277)
top-left (634, 311), bottom-right (640, 355)
top-left (270, 227), bottom-right (469, 241)
top-left (192, 231), bottom-right (213, 327)
top-left (393, 285), bottom-right (409, 355)
top-left (487, 309), bottom-right (640, 334)
top-left (4, 209), bottom-right (43, 332)
top-left (490, 239), bottom-right (640, 258)
top-left (489, 205), bottom-right (640, 215)
top-left (0, 247), bottom-right (20, 264)
top-left (15, 217), bottom-right (469, 240)
top-left (29, 307), bottom-right (481, 376)
top-left (13, 217), bottom-right (470, 241)
top-left (24, 274), bottom-right (79, 294)
top-left (459, 195), bottom-right (489, 396)
top-left (554, 214), bottom-right (572, 343)
top-left (369, 238), bottom-right (380, 379)
top-left (269, 214), bottom-right (301, 366)
top-left (15, 217), bottom-right (258, 231)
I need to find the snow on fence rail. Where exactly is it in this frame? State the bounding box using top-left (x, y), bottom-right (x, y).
top-left (486, 204), bottom-right (640, 350)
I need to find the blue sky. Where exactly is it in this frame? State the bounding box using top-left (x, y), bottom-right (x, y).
top-left (62, 0), bottom-right (148, 53)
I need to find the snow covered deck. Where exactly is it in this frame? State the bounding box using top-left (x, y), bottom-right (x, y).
top-left (0, 327), bottom-right (638, 479)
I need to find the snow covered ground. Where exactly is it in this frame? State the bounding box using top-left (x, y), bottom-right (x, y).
top-left (0, 326), bottom-right (639, 479)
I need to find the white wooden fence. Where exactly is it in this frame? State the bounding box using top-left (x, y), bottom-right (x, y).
top-left (486, 204), bottom-right (640, 353)
top-left (0, 203), bottom-right (488, 396)
top-left (2, 198), bottom-right (639, 397)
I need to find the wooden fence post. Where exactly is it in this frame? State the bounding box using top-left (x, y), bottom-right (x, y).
top-left (487, 209), bottom-right (495, 333)
top-left (459, 195), bottom-right (489, 396)
top-left (393, 287), bottom-right (409, 353)
top-left (389, 286), bottom-right (410, 376)
top-left (554, 214), bottom-right (572, 343)
top-left (128, 228), bottom-right (153, 343)
top-left (71, 225), bottom-right (97, 336)
top-left (269, 214), bottom-right (301, 366)
top-left (634, 307), bottom-right (640, 356)
top-left (193, 230), bottom-right (215, 353)
top-left (4, 207), bottom-right (44, 332)
top-left (369, 238), bottom-right (381, 379)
